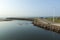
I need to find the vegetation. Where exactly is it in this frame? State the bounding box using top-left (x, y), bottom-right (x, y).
top-left (45, 17), bottom-right (60, 23)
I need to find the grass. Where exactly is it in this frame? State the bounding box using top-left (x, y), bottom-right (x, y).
top-left (45, 18), bottom-right (60, 23)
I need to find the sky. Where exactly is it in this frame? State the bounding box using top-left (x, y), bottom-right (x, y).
top-left (0, 0), bottom-right (60, 17)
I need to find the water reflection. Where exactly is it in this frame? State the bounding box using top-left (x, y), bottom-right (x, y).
top-left (17, 20), bottom-right (32, 26)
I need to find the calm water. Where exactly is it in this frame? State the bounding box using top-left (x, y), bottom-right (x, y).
top-left (0, 20), bottom-right (60, 40)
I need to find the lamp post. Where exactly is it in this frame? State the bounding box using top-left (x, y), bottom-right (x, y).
top-left (53, 7), bottom-right (55, 23)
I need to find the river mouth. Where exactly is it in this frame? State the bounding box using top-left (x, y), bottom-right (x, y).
top-left (0, 20), bottom-right (60, 40)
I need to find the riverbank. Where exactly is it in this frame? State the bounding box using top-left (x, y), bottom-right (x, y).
top-left (6, 17), bottom-right (34, 21)
top-left (33, 18), bottom-right (60, 33)
top-left (0, 19), bottom-right (12, 22)
top-left (5, 17), bottom-right (60, 33)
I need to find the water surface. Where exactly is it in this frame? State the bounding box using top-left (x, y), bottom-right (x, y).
top-left (0, 20), bottom-right (60, 40)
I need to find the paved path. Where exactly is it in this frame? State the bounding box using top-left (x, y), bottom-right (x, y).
top-left (38, 18), bottom-right (60, 26)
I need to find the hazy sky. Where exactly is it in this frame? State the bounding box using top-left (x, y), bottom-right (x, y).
top-left (0, 0), bottom-right (60, 17)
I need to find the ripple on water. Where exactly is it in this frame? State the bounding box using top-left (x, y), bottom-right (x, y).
top-left (0, 20), bottom-right (60, 40)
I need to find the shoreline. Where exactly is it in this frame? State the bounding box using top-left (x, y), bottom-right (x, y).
top-left (33, 18), bottom-right (60, 33)
top-left (1, 17), bottom-right (60, 33)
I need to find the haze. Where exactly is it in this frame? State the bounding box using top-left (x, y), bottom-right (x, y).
top-left (0, 0), bottom-right (60, 17)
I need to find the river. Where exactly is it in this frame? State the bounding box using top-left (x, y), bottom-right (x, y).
top-left (0, 20), bottom-right (60, 40)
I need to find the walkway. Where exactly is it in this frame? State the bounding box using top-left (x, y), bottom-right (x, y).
top-left (38, 18), bottom-right (60, 26)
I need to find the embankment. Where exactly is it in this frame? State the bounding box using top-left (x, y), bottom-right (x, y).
top-left (33, 18), bottom-right (60, 33)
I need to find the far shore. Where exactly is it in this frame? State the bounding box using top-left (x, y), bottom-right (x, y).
top-left (0, 19), bottom-right (13, 22)
top-left (0, 17), bottom-right (34, 22)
